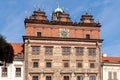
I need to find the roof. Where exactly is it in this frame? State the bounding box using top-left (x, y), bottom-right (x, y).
top-left (10, 43), bottom-right (23, 55)
top-left (102, 56), bottom-right (120, 63)
top-left (55, 7), bottom-right (63, 13)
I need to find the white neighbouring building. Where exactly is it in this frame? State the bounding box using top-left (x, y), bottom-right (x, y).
top-left (0, 43), bottom-right (24, 80)
top-left (102, 56), bottom-right (120, 80)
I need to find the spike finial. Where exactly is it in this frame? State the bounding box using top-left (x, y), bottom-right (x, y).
top-left (56, 1), bottom-right (60, 8)
top-left (85, 8), bottom-right (88, 14)
top-left (57, 2), bottom-right (59, 8)
top-left (33, 4), bottom-right (36, 10)
top-left (74, 16), bottom-right (76, 22)
top-left (90, 8), bottom-right (92, 15)
top-left (96, 16), bottom-right (100, 23)
top-left (37, 4), bottom-right (40, 10)
top-left (25, 11), bottom-right (29, 19)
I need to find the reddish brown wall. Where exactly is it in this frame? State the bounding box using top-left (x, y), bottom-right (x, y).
top-left (25, 23), bottom-right (100, 39)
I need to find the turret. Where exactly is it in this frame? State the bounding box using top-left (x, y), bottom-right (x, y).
top-left (79, 13), bottom-right (101, 27)
top-left (24, 9), bottom-right (49, 25)
top-left (51, 5), bottom-right (72, 23)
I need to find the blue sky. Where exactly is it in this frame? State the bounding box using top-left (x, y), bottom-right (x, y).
top-left (0, 0), bottom-right (120, 56)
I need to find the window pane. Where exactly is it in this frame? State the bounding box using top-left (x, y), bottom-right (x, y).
top-left (32, 46), bottom-right (40, 54)
top-left (64, 62), bottom-right (69, 68)
top-left (64, 76), bottom-right (69, 80)
top-left (62, 47), bottom-right (70, 55)
top-left (90, 63), bottom-right (95, 68)
top-left (16, 68), bottom-right (21, 77)
top-left (76, 48), bottom-right (83, 55)
top-left (33, 76), bottom-right (38, 80)
top-left (77, 63), bottom-right (82, 68)
top-left (37, 32), bottom-right (41, 37)
top-left (88, 48), bottom-right (96, 55)
top-left (2, 67), bottom-right (7, 77)
top-left (108, 72), bottom-right (112, 79)
top-left (46, 76), bottom-right (51, 80)
top-left (113, 72), bottom-right (117, 79)
top-left (77, 76), bottom-right (83, 80)
top-left (33, 62), bottom-right (39, 68)
top-left (90, 76), bottom-right (95, 80)
top-left (86, 34), bottom-right (90, 39)
top-left (46, 62), bottom-right (51, 68)
top-left (45, 47), bottom-right (53, 54)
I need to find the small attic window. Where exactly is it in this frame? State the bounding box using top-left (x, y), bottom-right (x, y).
top-left (37, 32), bottom-right (41, 37)
top-left (86, 34), bottom-right (90, 39)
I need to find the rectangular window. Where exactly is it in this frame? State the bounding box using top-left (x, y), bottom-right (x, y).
top-left (86, 34), bottom-right (90, 39)
top-left (32, 76), bottom-right (38, 80)
top-left (64, 76), bottom-right (69, 80)
top-left (45, 47), bottom-right (53, 55)
top-left (63, 61), bottom-right (69, 68)
top-left (2, 67), bottom-right (7, 77)
top-left (62, 47), bottom-right (71, 55)
top-left (90, 76), bottom-right (95, 80)
top-left (37, 32), bottom-right (41, 37)
top-left (16, 68), bottom-right (21, 77)
top-left (77, 76), bottom-right (83, 80)
top-left (46, 62), bottom-right (52, 68)
top-left (32, 46), bottom-right (40, 54)
top-left (76, 47), bottom-right (83, 55)
top-left (113, 72), bottom-right (117, 79)
top-left (88, 48), bottom-right (96, 55)
top-left (90, 63), bottom-right (95, 68)
top-left (77, 63), bottom-right (82, 68)
top-left (33, 62), bottom-right (39, 68)
top-left (46, 76), bottom-right (51, 80)
top-left (108, 72), bottom-right (112, 79)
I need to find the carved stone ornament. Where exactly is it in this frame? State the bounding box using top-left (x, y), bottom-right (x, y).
top-left (59, 28), bottom-right (69, 38)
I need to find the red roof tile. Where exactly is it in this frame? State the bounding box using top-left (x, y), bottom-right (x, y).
top-left (10, 43), bottom-right (23, 55)
top-left (102, 56), bottom-right (120, 63)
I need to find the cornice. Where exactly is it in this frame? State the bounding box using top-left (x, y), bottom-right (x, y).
top-left (23, 36), bottom-right (103, 43)
top-left (24, 19), bottom-right (101, 27)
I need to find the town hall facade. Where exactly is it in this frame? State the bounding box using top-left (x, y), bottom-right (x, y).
top-left (23, 6), bottom-right (103, 80)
